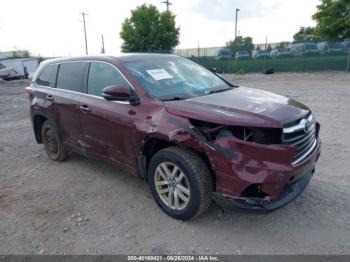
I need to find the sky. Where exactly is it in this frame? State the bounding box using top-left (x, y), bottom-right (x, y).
top-left (0, 0), bottom-right (319, 57)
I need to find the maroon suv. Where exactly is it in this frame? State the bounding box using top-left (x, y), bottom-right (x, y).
top-left (26, 54), bottom-right (321, 220)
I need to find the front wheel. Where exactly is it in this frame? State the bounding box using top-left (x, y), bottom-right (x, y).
top-left (148, 147), bottom-right (213, 220)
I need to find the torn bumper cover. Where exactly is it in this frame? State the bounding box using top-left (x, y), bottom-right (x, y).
top-left (212, 138), bottom-right (321, 212)
top-left (213, 167), bottom-right (315, 212)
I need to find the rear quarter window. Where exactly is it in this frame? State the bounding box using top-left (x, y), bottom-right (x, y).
top-left (56, 62), bottom-right (88, 93)
top-left (36, 64), bottom-right (58, 87)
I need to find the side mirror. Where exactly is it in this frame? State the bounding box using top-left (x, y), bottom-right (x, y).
top-left (102, 85), bottom-right (140, 105)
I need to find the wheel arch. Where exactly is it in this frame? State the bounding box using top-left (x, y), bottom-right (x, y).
top-left (139, 135), bottom-right (216, 187)
top-left (32, 114), bottom-right (47, 144)
top-left (31, 112), bottom-right (58, 144)
top-left (139, 136), bottom-right (175, 181)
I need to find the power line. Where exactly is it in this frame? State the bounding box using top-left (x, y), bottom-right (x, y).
top-left (161, 0), bottom-right (172, 12)
top-left (80, 12), bottom-right (88, 55)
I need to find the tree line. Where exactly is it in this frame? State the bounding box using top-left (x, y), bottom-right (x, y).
top-left (119, 0), bottom-right (350, 53)
top-left (294, 0), bottom-right (349, 41)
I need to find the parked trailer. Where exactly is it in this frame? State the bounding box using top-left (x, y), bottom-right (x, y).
top-left (0, 58), bottom-right (40, 78)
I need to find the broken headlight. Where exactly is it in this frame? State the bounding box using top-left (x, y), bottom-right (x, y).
top-left (190, 119), bottom-right (282, 145)
top-left (217, 126), bottom-right (282, 145)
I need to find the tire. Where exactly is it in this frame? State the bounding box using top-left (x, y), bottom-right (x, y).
top-left (41, 120), bottom-right (67, 162)
top-left (148, 147), bottom-right (213, 220)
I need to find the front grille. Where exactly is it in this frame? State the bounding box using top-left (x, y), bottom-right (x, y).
top-left (283, 114), bottom-right (317, 165)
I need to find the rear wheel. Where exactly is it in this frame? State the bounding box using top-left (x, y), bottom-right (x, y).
top-left (148, 147), bottom-right (213, 220)
top-left (41, 120), bottom-right (67, 162)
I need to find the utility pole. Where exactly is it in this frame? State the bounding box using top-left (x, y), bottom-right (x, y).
top-left (235, 8), bottom-right (240, 39)
top-left (161, 0), bottom-right (172, 12)
top-left (347, 48), bottom-right (350, 71)
top-left (80, 12), bottom-right (88, 55)
top-left (263, 36), bottom-right (268, 72)
top-left (197, 41), bottom-right (200, 57)
top-left (346, 39), bottom-right (350, 71)
top-left (101, 34), bottom-right (105, 54)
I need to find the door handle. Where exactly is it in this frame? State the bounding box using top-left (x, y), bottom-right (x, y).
top-left (79, 104), bottom-right (91, 113)
top-left (46, 94), bottom-right (54, 101)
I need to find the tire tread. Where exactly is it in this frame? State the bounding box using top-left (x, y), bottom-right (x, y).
top-left (150, 146), bottom-right (213, 220)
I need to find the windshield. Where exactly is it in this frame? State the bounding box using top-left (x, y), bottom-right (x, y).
top-left (220, 50), bottom-right (231, 56)
top-left (329, 42), bottom-right (343, 49)
top-left (305, 43), bottom-right (319, 50)
top-left (124, 57), bottom-right (232, 101)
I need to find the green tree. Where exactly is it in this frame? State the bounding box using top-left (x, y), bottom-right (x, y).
top-left (267, 44), bottom-right (272, 53)
top-left (120, 4), bottom-right (180, 52)
top-left (11, 51), bottom-right (21, 58)
top-left (293, 27), bottom-right (318, 41)
top-left (226, 36), bottom-right (254, 56)
top-left (22, 50), bottom-right (30, 58)
top-left (313, 0), bottom-right (350, 39)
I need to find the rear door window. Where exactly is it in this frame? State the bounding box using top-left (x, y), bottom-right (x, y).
top-left (87, 62), bottom-right (130, 97)
top-left (36, 64), bottom-right (58, 87)
top-left (56, 62), bottom-right (88, 93)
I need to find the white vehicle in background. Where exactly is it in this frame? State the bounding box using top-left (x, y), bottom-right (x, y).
top-left (0, 58), bottom-right (40, 79)
top-left (216, 48), bottom-right (232, 61)
top-left (317, 42), bottom-right (346, 55)
top-left (343, 39), bottom-right (350, 51)
top-left (290, 42), bottom-right (320, 57)
top-left (234, 50), bottom-right (250, 60)
top-left (270, 48), bottom-right (292, 58)
top-left (253, 50), bottom-right (270, 59)
top-left (0, 63), bottom-right (18, 81)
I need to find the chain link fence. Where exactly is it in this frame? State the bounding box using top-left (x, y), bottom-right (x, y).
top-left (175, 40), bottom-right (350, 73)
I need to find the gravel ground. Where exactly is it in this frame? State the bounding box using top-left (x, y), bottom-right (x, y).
top-left (0, 72), bottom-right (350, 255)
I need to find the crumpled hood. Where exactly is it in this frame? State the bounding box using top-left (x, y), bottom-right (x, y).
top-left (164, 87), bottom-right (310, 128)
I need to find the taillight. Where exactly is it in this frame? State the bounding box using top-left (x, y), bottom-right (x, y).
top-left (25, 87), bottom-right (33, 98)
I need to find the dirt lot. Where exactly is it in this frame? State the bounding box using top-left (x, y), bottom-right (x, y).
top-left (1, 72), bottom-right (350, 255)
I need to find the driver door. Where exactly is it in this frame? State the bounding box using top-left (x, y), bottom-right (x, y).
top-left (79, 61), bottom-right (139, 169)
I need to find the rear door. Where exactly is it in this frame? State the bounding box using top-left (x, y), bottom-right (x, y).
top-left (50, 62), bottom-right (88, 151)
top-left (79, 61), bottom-right (138, 169)
top-left (33, 63), bottom-right (59, 123)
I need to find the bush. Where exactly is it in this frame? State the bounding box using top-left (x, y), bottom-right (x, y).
top-left (236, 68), bottom-right (245, 75)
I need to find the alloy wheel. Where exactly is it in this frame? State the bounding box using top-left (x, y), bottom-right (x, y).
top-left (154, 162), bottom-right (191, 211)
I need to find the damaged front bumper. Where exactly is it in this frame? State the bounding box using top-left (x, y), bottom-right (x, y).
top-left (213, 166), bottom-right (315, 212)
top-left (212, 138), bottom-right (321, 212)
top-left (166, 116), bottom-right (321, 212)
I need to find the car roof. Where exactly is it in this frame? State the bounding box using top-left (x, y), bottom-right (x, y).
top-left (41, 53), bottom-right (179, 66)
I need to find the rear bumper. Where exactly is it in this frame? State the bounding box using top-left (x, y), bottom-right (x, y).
top-left (213, 166), bottom-right (315, 212)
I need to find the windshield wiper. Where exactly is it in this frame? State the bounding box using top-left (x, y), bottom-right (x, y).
top-left (162, 96), bottom-right (187, 101)
top-left (207, 88), bottom-right (233, 95)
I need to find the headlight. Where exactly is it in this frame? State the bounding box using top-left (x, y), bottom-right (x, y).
top-left (217, 126), bottom-right (282, 145)
top-left (190, 119), bottom-right (282, 145)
